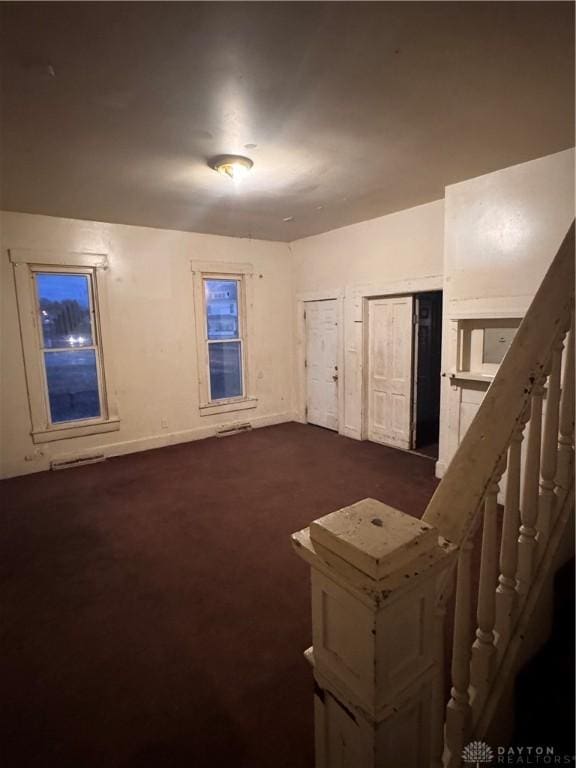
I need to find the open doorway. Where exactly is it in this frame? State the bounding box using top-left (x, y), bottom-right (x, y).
top-left (413, 291), bottom-right (443, 458)
top-left (365, 290), bottom-right (442, 458)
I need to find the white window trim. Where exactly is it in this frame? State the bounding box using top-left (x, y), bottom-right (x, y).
top-left (10, 248), bottom-right (120, 443)
top-left (191, 261), bottom-right (258, 416)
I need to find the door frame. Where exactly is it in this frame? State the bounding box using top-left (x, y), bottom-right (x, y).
top-left (359, 276), bottom-right (443, 443)
top-left (295, 290), bottom-right (345, 432)
top-left (294, 275), bottom-right (442, 440)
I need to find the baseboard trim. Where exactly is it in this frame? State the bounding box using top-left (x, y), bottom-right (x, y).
top-left (435, 460), bottom-right (447, 479)
top-left (100, 411), bottom-right (294, 461)
top-left (1, 411), bottom-right (294, 479)
top-left (340, 426), bottom-right (362, 440)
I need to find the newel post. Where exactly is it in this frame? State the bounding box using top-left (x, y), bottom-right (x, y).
top-left (292, 498), bottom-right (456, 768)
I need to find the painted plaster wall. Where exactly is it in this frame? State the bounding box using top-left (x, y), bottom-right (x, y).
top-left (437, 148), bottom-right (575, 476)
top-left (290, 149), bottom-right (574, 472)
top-left (2, 149), bottom-right (573, 480)
top-left (0, 212), bottom-right (294, 478)
top-left (290, 200), bottom-right (445, 439)
top-left (290, 200), bottom-right (445, 294)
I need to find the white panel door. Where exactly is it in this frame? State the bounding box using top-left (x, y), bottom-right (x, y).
top-left (368, 296), bottom-right (414, 449)
top-left (306, 300), bottom-right (338, 431)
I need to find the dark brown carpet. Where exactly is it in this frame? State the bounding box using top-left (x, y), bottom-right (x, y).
top-left (0, 422), bottom-right (439, 768)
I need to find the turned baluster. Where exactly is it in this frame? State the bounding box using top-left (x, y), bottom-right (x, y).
top-left (538, 331), bottom-right (565, 548)
top-left (495, 412), bottom-right (528, 643)
top-left (471, 464), bottom-right (504, 695)
top-left (444, 539), bottom-right (474, 768)
top-left (431, 574), bottom-right (452, 768)
top-left (555, 309), bottom-right (575, 502)
top-left (517, 378), bottom-right (546, 594)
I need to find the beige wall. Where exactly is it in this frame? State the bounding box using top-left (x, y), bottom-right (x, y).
top-left (438, 148), bottom-right (575, 475)
top-left (444, 147), bottom-right (575, 316)
top-left (291, 200), bottom-right (445, 294)
top-left (2, 149), bottom-right (573, 479)
top-left (290, 149), bottom-right (574, 467)
top-left (0, 212), bottom-right (294, 478)
top-left (290, 200), bottom-right (445, 439)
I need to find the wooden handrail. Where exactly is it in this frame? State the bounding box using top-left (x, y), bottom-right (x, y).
top-left (423, 221), bottom-right (575, 546)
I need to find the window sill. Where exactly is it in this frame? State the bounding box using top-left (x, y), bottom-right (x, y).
top-left (449, 371), bottom-right (495, 384)
top-left (199, 398), bottom-right (258, 417)
top-left (32, 417), bottom-right (121, 444)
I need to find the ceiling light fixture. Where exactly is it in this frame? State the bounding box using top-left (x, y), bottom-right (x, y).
top-left (209, 154), bottom-right (253, 181)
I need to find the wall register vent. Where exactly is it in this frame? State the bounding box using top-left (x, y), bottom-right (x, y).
top-left (50, 454), bottom-right (106, 471)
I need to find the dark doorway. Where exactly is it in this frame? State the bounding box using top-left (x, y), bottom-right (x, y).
top-left (414, 291), bottom-right (442, 458)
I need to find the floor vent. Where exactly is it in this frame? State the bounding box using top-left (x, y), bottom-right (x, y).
top-left (51, 454), bottom-right (106, 470)
top-left (216, 422), bottom-right (252, 438)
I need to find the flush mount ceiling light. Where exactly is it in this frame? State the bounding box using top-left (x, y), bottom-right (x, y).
top-left (209, 154), bottom-right (253, 181)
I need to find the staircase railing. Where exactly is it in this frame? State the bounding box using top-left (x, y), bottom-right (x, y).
top-left (292, 221), bottom-right (574, 768)
top-left (423, 221), bottom-right (575, 766)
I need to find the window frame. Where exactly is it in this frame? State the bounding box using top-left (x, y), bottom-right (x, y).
top-left (204, 276), bottom-right (245, 401)
top-left (10, 248), bottom-right (120, 443)
top-left (192, 261), bottom-right (258, 416)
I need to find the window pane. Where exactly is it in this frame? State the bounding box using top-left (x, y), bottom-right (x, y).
top-left (36, 273), bottom-right (93, 348)
top-left (44, 349), bottom-right (101, 423)
top-left (204, 279), bottom-right (239, 340)
top-left (208, 341), bottom-right (243, 400)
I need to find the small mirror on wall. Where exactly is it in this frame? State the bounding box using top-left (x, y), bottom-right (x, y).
top-left (483, 327), bottom-right (517, 365)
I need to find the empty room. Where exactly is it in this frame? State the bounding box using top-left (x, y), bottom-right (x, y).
top-left (1, 2), bottom-right (574, 767)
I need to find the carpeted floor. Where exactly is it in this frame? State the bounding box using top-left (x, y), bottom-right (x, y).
top-left (0, 422), bottom-right (439, 768)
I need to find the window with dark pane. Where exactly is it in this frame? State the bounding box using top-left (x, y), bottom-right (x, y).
top-left (35, 273), bottom-right (102, 423)
top-left (208, 341), bottom-right (243, 400)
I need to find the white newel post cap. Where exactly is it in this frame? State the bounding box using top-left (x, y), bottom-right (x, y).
top-left (292, 499), bottom-right (455, 719)
top-left (309, 498), bottom-right (439, 580)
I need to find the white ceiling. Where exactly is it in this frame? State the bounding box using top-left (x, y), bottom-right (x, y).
top-left (0, 2), bottom-right (573, 242)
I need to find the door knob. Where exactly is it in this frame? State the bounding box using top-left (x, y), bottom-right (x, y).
top-left (332, 374), bottom-right (339, 381)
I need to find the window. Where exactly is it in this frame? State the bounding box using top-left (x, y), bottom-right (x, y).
top-left (204, 278), bottom-right (243, 400)
top-left (192, 262), bottom-right (257, 416)
top-left (10, 249), bottom-right (119, 442)
top-left (36, 272), bottom-right (103, 423)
